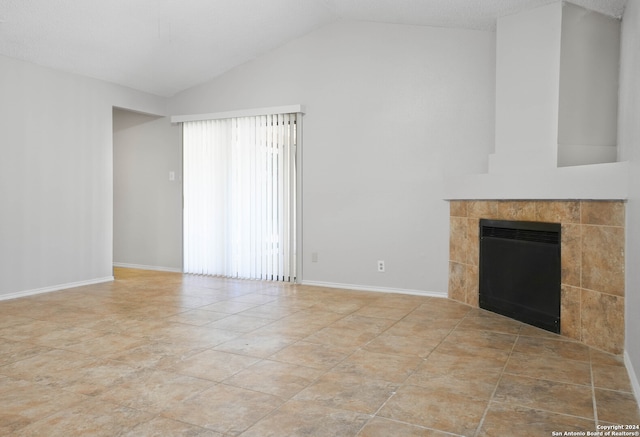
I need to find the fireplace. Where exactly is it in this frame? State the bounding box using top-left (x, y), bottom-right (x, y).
top-left (479, 219), bottom-right (561, 333)
top-left (448, 200), bottom-right (625, 355)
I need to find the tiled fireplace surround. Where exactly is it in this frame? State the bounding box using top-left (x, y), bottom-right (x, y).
top-left (448, 200), bottom-right (625, 355)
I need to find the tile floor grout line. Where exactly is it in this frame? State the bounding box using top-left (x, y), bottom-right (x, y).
top-left (360, 305), bottom-right (471, 436)
top-left (355, 415), bottom-right (466, 437)
top-left (355, 312), bottom-right (464, 437)
top-left (591, 347), bottom-right (600, 428)
top-left (222, 301), bottom-right (416, 436)
top-left (486, 398), bottom-right (600, 423)
top-left (355, 302), bottom-right (469, 425)
top-left (498, 368), bottom-right (598, 390)
top-left (289, 297), bottom-right (452, 436)
top-left (473, 324), bottom-right (521, 437)
top-left (4, 269), bottom-right (639, 435)
top-left (16, 384), bottom-right (158, 435)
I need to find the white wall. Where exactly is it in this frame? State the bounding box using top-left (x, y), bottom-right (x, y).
top-left (619, 0), bottom-right (640, 394)
top-left (170, 21), bottom-right (496, 294)
top-left (113, 109), bottom-right (182, 271)
top-left (0, 54), bottom-right (166, 298)
top-left (558, 3), bottom-right (620, 167)
top-left (492, 2), bottom-right (562, 171)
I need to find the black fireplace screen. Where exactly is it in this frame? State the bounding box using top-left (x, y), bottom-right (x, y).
top-left (479, 219), bottom-right (561, 333)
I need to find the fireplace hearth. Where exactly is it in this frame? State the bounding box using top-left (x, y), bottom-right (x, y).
top-left (448, 200), bottom-right (625, 355)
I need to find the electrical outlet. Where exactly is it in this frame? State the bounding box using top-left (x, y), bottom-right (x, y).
top-left (377, 260), bottom-right (385, 272)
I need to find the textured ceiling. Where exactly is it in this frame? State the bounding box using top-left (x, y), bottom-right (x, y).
top-left (0, 0), bottom-right (627, 97)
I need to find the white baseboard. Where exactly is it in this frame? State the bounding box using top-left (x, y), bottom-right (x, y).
top-left (0, 276), bottom-right (114, 301)
top-left (624, 351), bottom-right (640, 406)
top-left (300, 280), bottom-right (446, 298)
top-left (113, 263), bottom-right (182, 273)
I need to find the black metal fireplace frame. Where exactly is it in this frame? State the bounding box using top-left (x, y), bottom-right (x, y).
top-left (479, 219), bottom-right (561, 333)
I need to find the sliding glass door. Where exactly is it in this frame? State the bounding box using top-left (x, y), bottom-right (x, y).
top-left (182, 113), bottom-right (297, 282)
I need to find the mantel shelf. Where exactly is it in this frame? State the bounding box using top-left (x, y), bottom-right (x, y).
top-left (444, 161), bottom-right (629, 201)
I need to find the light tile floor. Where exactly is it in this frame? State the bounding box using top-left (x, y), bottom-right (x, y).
top-left (0, 268), bottom-right (638, 436)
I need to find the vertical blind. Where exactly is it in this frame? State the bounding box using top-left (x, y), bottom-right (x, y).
top-left (183, 113), bottom-right (297, 282)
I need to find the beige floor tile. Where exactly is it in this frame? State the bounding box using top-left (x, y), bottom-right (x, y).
top-left (225, 293), bottom-right (279, 305)
top-left (236, 302), bottom-right (300, 320)
top-left (370, 294), bottom-right (430, 310)
top-left (165, 309), bottom-right (230, 326)
top-left (352, 304), bottom-right (417, 320)
top-left (198, 300), bottom-right (259, 314)
top-left (590, 348), bottom-right (626, 367)
top-left (76, 315), bottom-right (171, 336)
top-left (206, 314), bottom-right (274, 332)
top-left (444, 328), bottom-right (518, 351)
top-left (309, 300), bottom-right (368, 315)
top-left (98, 368), bottom-right (215, 413)
top-left (363, 332), bottom-right (442, 358)
top-left (0, 302), bottom-right (64, 321)
top-left (512, 335), bottom-right (590, 362)
top-left (224, 359), bottom-right (323, 398)
top-left (0, 300), bottom-right (46, 316)
top-left (294, 371), bottom-right (399, 413)
top-left (494, 373), bottom-right (594, 419)
top-left (0, 267), bottom-right (637, 436)
top-left (518, 324), bottom-right (565, 339)
top-left (0, 314), bottom-right (40, 329)
top-left (421, 349), bottom-right (508, 374)
top-left (269, 340), bottom-right (354, 370)
top-left (0, 338), bottom-right (52, 366)
top-left (283, 308), bottom-right (347, 327)
top-left (170, 349), bottom-right (260, 381)
top-left (407, 300), bottom-right (472, 321)
top-left (165, 294), bottom-right (227, 309)
top-left (14, 397), bottom-right (152, 437)
top-left (257, 318), bottom-right (329, 339)
top-left (504, 351), bottom-right (591, 385)
top-left (384, 320), bottom-right (455, 338)
top-left (304, 326), bottom-right (378, 348)
top-left (241, 399), bottom-right (371, 437)
top-left (433, 339), bottom-right (512, 364)
top-left (64, 332), bottom-right (148, 357)
top-left (213, 331), bottom-right (298, 358)
top-left (357, 417), bottom-right (456, 437)
top-left (333, 349), bottom-right (422, 383)
top-left (122, 305), bottom-right (186, 319)
top-left (328, 314), bottom-right (396, 334)
top-left (477, 402), bottom-right (595, 437)
top-left (592, 362), bottom-right (634, 392)
top-left (406, 362), bottom-right (500, 400)
top-left (0, 319), bottom-right (67, 342)
top-left (31, 326), bottom-right (110, 349)
top-left (161, 384), bottom-right (281, 435)
top-left (53, 358), bottom-right (139, 396)
top-left (122, 416), bottom-right (223, 436)
top-left (0, 348), bottom-right (97, 385)
top-left (378, 384), bottom-right (488, 436)
top-left (145, 323), bottom-right (242, 348)
top-left (105, 341), bottom-right (208, 370)
top-left (0, 376), bottom-right (88, 434)
top-left (456, 309), bottom-right (523, 334)
top-left (35, 306), bottom-right (110, 325)
top-left (595, 388), bottom-right (640, 424)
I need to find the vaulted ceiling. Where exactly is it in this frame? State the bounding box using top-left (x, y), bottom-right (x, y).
top-left (0, 0), bottom-right (627, 97)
